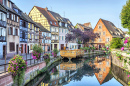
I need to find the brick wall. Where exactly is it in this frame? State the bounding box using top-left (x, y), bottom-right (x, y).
top-left (0, 61), bottom-right (46, 86)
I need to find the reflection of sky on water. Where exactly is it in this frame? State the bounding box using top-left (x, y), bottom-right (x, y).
top-left (64, 75), bottom-right (122, 86)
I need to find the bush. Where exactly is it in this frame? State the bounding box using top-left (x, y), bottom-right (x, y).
top-left (110, 38), bottom-right (123, 49)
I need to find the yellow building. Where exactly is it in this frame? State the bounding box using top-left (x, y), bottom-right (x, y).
top-left (29, 6), bottom-right (59, 50)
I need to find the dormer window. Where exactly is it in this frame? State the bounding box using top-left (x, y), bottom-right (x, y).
top-left (50, 21), bottom-right (52, 24)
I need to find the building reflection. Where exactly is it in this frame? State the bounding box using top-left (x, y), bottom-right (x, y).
top-left (93, 55), bottom-right (113, 85)
top-left (38, 55), bottom-right (130, 86)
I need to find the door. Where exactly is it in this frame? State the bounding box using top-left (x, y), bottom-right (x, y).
top-left (25, 44), bottom-right (26, 53)
top-left (54, 44), bottom-right (57, 49)
top-left (28, 46), bottom-right (29, 54)
top-left (21, 44), bottom-right (23, 53)
top-left (78, 45), bottom-right (81, 49)
top-left (61, 44), bottom-right (64, 50)
top-left (51, 44), bottom-right (52, 50)
top-left (99, 45), bottom-right (101, 50)
top-left (3, 46), bottom-right (6, 58)
top-left (16, 44), bottom-right (19, 54)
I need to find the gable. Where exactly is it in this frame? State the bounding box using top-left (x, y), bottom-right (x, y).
top-left (93, 19), bottom-right (111, 36)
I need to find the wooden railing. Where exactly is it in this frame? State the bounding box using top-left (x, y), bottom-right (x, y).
top-left (60, 49), bottom-right (84, 58)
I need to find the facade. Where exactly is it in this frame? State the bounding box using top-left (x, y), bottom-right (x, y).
top-left (64, 18), bottom-right (79, 50)
top-left (0, 0), bottom-right (21, 57)
top-left (38, 23), bottom-right (51, 53)
top-left (93, 18), bottom-right (124, 49)
top-left (48, 11), bottom-right (69, 50)
top-left (0, 4), bottom-right (7, 58)
top-left (25, 15), bottom-right (40, 53)
top-left (29, 6), bottom-right (59, 51)
top-left (19, 12), bottom-right (28, 55)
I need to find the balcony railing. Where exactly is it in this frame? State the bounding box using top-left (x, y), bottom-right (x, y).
top-left (0, 20), bottom-right (6, 28)
top-left (7, 19), bottom-right (19, 27)
top-left (0, 36), bottom-right (6, 42)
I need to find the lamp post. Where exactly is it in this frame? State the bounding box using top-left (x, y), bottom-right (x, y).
top-left (43, 35), bottom-right (46, 54)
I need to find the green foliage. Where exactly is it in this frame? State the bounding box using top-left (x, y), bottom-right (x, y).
top-left (110, 38), bottom-right (123, 49)
top-left (8, 55), bottom-right (27, 86)
top-left (53, 48), bottom-right (59, 55)
top-left (120, 0), bottom-right (130, 34)
top-left (44, 53), bottom-right (51, 65)
top-left (33, 44), bottom-right (43, 54)
top-left (102, 48), bottom-right (110, 55)
top-left (116, 52), bottom-right (123, 61)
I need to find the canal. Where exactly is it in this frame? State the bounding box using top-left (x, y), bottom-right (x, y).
top-left (25, 55), bottom-right (130, 86)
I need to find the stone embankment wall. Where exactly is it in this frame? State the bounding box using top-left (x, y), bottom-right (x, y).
top-left (0, 61), bottom-right (46, 86)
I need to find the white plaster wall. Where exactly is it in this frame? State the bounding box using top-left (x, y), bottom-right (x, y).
top-left (7, 25), bottom-right (20, 54)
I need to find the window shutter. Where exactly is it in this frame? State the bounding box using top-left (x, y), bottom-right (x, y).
top-left (13, 27), bottom-right (15, 35)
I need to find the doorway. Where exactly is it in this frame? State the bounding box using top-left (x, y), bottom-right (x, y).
top-left (3, 45), bottom-right (6, 58)
top-left (25, 44), bottom-right (26, 53)
top-left (61, 44), bottom-right (64, 50)
top-left (16, 44), bottom-right (19, 54)
top-left (28, 46), bottom-right (29, 54)
top-left (78, 45), bottom-right (81, 49)
top-left (54, 44), bottom-right (57, 49)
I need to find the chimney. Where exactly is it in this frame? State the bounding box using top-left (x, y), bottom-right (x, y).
top-left (45, 7), bottom-right (48, 11)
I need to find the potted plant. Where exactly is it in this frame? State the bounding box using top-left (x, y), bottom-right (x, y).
top-left (52, 48), bottom-right (59, 58)
top-left (32, 44), bottom-right (43, 60)
top-left (43, 53), bottom-right (51, 65)
top-left (8, 55), bottom-right (27, 86)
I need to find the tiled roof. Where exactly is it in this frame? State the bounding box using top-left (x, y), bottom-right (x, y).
top-left (83, 22), bottom-right (91, 27)
top-left (101, 19), bottom-right (124, 38)
top-left (77, 23), bottom-right (93, 31)
top-left (34, 6), bottom-right (58, 27)
top-left (49, 10), bottom-right (66, 22)
top-left (63, 18), bottom-right (75, 30)
top-left (36, 23), bottom-right (50, 32)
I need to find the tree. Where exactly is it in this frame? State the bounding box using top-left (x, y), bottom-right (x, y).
top-left (120, 0), bottom-right (130, 34)
top-left (65, 29), bottom-right (99, 46)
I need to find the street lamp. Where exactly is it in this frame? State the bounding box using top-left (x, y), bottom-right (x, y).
top-left (43, 35), bottom-right (46, 54)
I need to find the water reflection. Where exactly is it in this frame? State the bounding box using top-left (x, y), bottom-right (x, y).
top-left (27, 55), bottom-right (130, 86)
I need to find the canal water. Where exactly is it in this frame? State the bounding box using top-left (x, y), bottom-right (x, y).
top-left (25, 55), bottom-right (129, 86)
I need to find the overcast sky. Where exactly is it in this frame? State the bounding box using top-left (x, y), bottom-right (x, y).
top-left (12, 0), bottom-right (128, 31)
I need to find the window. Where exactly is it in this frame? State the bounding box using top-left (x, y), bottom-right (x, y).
top-left (8, 27), bottom-right (13, 35)
top-left (99, 32), bottom-right (101, 35)
top-left (15, 29), bottom-right (18, 36)
top-left (56, 28), bottom-right (58, 32)
top-left (99, 74), bottom-right (102, 78)
top-left (99, 38), bottom-right (101, 42)
top-left (0, 28), bottom-right (2, 36)
top-left (62, 36), bottom-right (63, 40)
top-left (30, 44), bottom-right (33, 50)
top-left (10, 42), bottom-right (15, 51)
top-left (54, 22), bottom-right (56, 25)
top-left (106, 38), bottom-right (109, 42)
top-left (3, 0), bottom-right (6, 6)
top-left (9, 13), bottom-right (11, 20)
top-left (62, 29), bottom-right (64, 33)
top-left (14, 15), bottom-right (15, 21)
top-left (10, 2), bottom-right (12, 8)
top-left (103, 32), bottom-right (105, 35)
top-left (98, 25), bottom-right (102, 29)
top-left (7, 13), bottom-right (9, 18)
top-left (59, 36), bottom-right (60, 40)
top-left (11, 14), bottom-right (13, 20)
top-left (17, 16), bottom-right (18, 22)
top-left (40, 15), bottom-right (42, 17)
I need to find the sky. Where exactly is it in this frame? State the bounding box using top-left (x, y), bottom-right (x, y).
top-left (12, 0), bottom-right (128, 31)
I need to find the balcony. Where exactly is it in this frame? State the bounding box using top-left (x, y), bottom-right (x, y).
top-left (0, 20), bottom-right (6, 28)
top-left (0, 36), bottom-right (6, 42)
